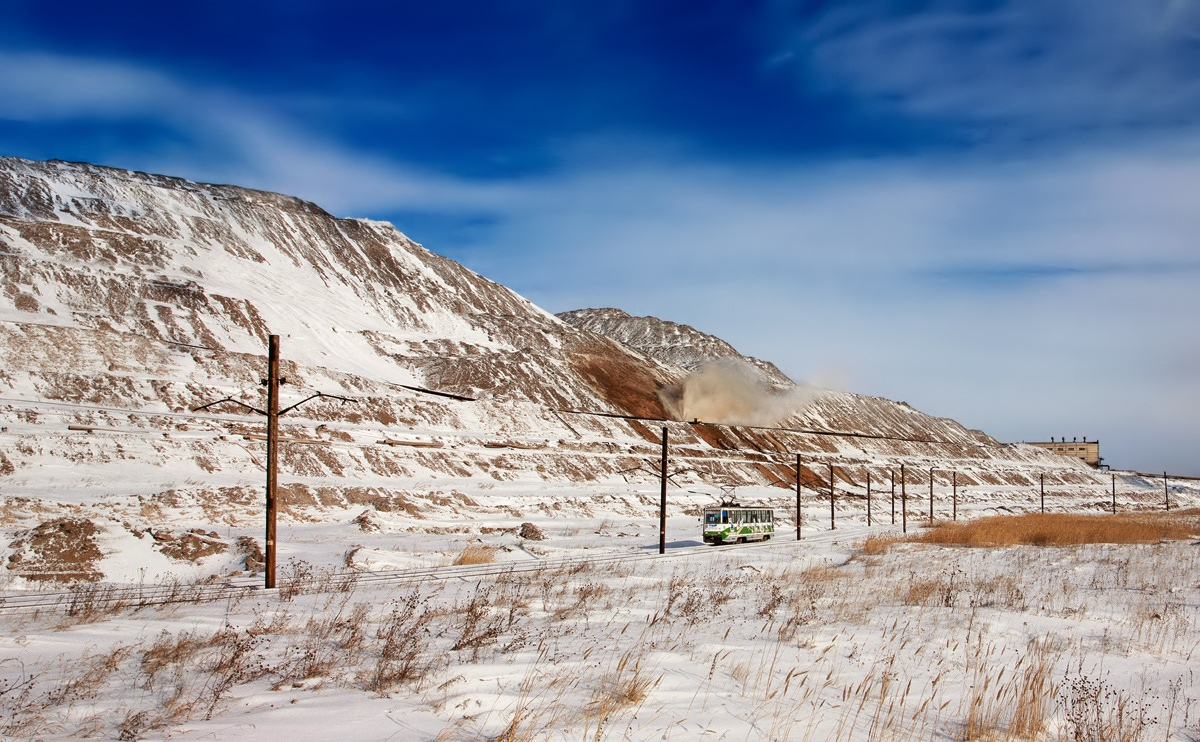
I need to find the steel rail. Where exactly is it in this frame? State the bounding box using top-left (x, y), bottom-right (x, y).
top-left (0, 536), bottom-right (818, 615)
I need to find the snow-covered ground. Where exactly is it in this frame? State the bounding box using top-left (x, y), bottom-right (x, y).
top-left (2, 482), bottom-right (1198, 741)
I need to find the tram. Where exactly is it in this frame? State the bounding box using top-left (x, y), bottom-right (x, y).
top-left (702, 501), bottom-right (775, 544)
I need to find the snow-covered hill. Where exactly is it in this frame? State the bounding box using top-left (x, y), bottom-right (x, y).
top-left (0, 157), bottom-right (1177, 583)
top-left (558, 307), bottom-right (795, 385)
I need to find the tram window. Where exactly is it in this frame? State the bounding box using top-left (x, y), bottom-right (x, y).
top-left (721, 510), bottom-right (728, 524)
top-left (705, 512), bottom-right (720, 525)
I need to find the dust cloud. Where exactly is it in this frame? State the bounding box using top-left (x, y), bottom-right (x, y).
top-left (657, 358), bottom-right (826, 427)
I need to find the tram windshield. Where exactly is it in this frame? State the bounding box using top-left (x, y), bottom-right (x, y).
top-left (704, 511), bottom-right (720, 525)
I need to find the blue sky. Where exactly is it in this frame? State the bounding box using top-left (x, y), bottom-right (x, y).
top-left (2, 0), bottom-right (1199, 475)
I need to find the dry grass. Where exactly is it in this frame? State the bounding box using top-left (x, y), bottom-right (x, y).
top-left (798, 564), bottom-right (846, 583)
top-left (582, 648), bottom-right (658, 741)
top-left (369, 595), bottom-right (444, 696)
top-left (858, 533), bottom-right (904, 556)
top-left (278, 561), bottom-right (358, 600)
top-left (1057, 675), bottom-right (1153, 742)
top-left (451, 585), bottom-right (506, 658)
top-left (961, 636), bottom-right (1059, 740)
top-left (453, 544), bottom-right (498, 565)
top-left (916, 512), bottom-right (1199, 547)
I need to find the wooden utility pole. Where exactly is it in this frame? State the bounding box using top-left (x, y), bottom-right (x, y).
top-left (890, 469), bottom-right (896, 525)
top-left (828, 463), bottom-right (835, 530)
top-left (1111, 471), bottom-right (1117, 514)
top-left (1164, 472), bottom-right (1169, 511)
top-left (795, 454), bottom-right (802, 541)
top-left (191, 334), bottom-right (354, 590)
top-left (928, 468), bottom-right (934, 526)
top-left (1040, 473), bottom-right (1045, 513)
top-left (659, 427), bottom-right (668, 554)
top-left (866, 470), bottom-right (872, 527)
top-left (900, 464), bottom-right (907, 533)
top-left (952, 471), bottom-right (957, 521)
top-left (265, 335), bottom-right (280, 588)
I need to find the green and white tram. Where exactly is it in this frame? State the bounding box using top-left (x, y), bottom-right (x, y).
top-left (702, 502), bottom-right (775, 544)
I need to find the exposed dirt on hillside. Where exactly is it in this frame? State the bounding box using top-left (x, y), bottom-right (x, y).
top-left (238, 535), bottom-right (265, 572)
top-left (691, 423), bottom-right (742, 451)
top-left (626, 419), bottom-right (667, 444)
top-left (569, 352), bottom-right (667, 419)
top-left (152, 528), bottom-right (228, 562)
top-left (6, 517), bottom-right (103, 582)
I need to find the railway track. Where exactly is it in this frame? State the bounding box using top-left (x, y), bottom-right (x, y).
top-left (0, 535), bottom-right (826, 616)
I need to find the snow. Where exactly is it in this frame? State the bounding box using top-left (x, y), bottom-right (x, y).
top-left (3, 498), bottom-right (1199, 740)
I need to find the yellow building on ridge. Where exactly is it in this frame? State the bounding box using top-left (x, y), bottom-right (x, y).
top-left (1027, 437), bottom-right (1101, 468)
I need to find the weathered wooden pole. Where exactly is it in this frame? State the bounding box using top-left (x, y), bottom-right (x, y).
top-left (265, 334), bottom-right (280, 589)
top-left (189, 335), bottom-right (353, 590)
top-left (890, 469), bottom-right (896, 525)
top-left (952, 471), bottom-right (958, 521)
top-left (1040, 473), bottom-right (1045, 513)
top-left (795, 454), bottom-right (802, 541)
top-left (1164, 472), bottom-right (1169, 511)
top-left (828, 463), bottom-right (835, 530)
top-left (900, 464), bottom-right (907, 533)
top-left (866, 470), bottom-right (872, 527)
top-left (1111, 471), bottom-right (1117, 514)
top-left (928, 468), bottom-right (935, 526)
top-left (659, 427), bottom-right (668, 554)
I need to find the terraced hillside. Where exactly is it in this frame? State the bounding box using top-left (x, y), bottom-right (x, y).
top-left (0, 157), bottom-right (1133, 582)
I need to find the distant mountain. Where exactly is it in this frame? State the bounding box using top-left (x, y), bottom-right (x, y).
top-left (558, 308), bottom-right (794, 386)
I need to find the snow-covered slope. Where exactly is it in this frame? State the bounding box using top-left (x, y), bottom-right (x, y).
top-left (0, 158), bottom-right (679, 411)
top-left (559, 307), bottom-right (794, 385)
top-left (0, 157), bottom-right (1144, 583)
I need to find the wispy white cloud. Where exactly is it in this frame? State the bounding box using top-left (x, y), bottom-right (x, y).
top-left (471, 146), bottom-right (1200, 300)
top-left (0, 51), bottom-right (177, 119)
top-left (0, 50), bottom-right (512, 218)
top-left (770, 0), bottom-right (1200, 137)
